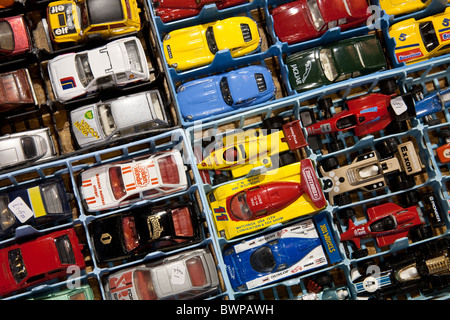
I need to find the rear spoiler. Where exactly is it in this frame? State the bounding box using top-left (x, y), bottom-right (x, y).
top-left (300, 159), bottom-right (327, 209)
top-left (282, 120), bottom-right (308, 150)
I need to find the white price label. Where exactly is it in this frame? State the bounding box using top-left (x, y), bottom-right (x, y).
top-left (390, 96), bottom-right (408, 115)
top-left (8, 197), bottom-right (34, 223)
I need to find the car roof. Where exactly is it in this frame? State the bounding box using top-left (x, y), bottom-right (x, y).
top-left (87, 0), bottom-right (124, 25)
top-left (111, 93), bottom-right (154, 129)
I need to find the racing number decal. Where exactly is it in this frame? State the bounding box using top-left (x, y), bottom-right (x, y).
top-left (214, 206), bottom-right (228, 221)
top-left (439, 19), bottom-right (450, 42)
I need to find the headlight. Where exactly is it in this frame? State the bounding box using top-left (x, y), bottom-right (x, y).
top-left (164, 34), bottom-right (171, 41)
top-left (171, 63), bottom-right (178, 69)
top-left (178, 85), bottom-right (185, 92)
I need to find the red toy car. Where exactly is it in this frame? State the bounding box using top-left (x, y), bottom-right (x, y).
top-left (0, 15), bottom-right (31, 60)
top-left (152, 0), bottom-right (248, 23)
top-left (271, 0), bottom-right (370, 45)
top-left (0, 228), bottom-right (86, 297)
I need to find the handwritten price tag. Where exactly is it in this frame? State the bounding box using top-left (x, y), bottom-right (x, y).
top-left (170, 262), bottom-right (186, 285)
top-left (390, 96), bottom-right (408, 116)
top-left (8, 197), bottom-right (34, 223)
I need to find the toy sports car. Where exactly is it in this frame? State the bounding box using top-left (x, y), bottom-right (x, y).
top-left (271, 0), bottom-right (370, 45)
top-left (286, 34), bottom-right (386, 92)
top-left (79, 150), bottom-right (187, 212)
top-left (0, 69), bottom-right (37, 112)
top-left (0, 15), bottom-right (31, 61)
top-left (389, 7), bottom-right (450, 65)
top-left (89, 202), bottom-right (202, 263)
top-left (47, 0), bottom-right (141, 43)
top-left (48, 36), bottom-right (149, 102)
top-left (177, 65), bottom-right (276, 121)
top-left (104, 248), bottom-right (219, 300)
top-left (152, 0), bottom-right (248, 23)
top-left (208, 159), bottom-right (326, 239)
top-left (163, 16), bottom-right (261, 71)
top-left (379, 0), bottom-right (432, 16)
top-left (0, 228), bottom-right (85, 297)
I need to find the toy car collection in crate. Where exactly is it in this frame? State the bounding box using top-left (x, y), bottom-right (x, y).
top-left (1, 0), bottom-right (450, 301)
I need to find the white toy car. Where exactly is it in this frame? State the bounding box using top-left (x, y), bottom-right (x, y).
top-left (0, 128), bottom-right (57, 170)
top-left (70, 90), bottom-right (169, 148)
top-left (48, 37), bottom-right (150, 102)
top-left (104, 248), bottom-right (220, 300)
top-left (79, 149), bottom-right (188, 212)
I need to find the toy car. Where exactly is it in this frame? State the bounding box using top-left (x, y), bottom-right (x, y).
top-left (47, 36), bottom-right (149, 102)
top-left (0, 0), bottom-right (15, 8)
top-left (163, 16), bottom-right (261, 72)
top-left (389, 7), bottom-right (450, 65)
top-left (339, 202), bottom-right (426, 258)
top-left (79, 149), bottom-right (188, 212)
top-left (379, 0), bottom-right (432, 16)
top-left (271, 0), bottom-right (370, 45)
top-left (0, 228), bottom-right (86, 297)
top-left (351, 237), bottom-right (450, 299)
top-left (0, 128), bottom-right (57, 171)
top-left (208, 159), bottom-right (326, 239)
top-left (70, 90), bottom-right (169, 148)
top-left (0, 69), bottom-right (37, 112)
top-left (29, 284), bottom-right (95, 300)
top-left (177, 65), bottom-right (276, 121)
top-left (47, 0), bottom-right (141, 43)
top-left (286, 34), bottom-right (386, 92)
top-left (89, 202), bottom-right (202, 263)
top-left (224, 218), bottom-right (336, 291)
top-left (0, 15), bottom-right (31, 61)
top-left (0, 178), bottom-right (72, 239)
top-left (319, 137), bottom-right (422, 206)
top-left (152, 0), bottom-right (248, 23)
top-left (414, 86), bottom-right (450, 121)
top-left (104, 248), bottom-right (219, 300)
top-left (196, 115), bottom-right (307, 184)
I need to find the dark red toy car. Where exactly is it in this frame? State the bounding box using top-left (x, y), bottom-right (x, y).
top-left (0, 228), bottom-right (85, 297)
top-left (0, 15), bottom-right (31, 60)
top-left (271, 0), bottom-right (370, 45)
top-left (152, 0), bottom-right (248, 23)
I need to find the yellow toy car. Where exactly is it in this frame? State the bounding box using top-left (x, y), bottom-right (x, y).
top-left (379, 0), bottom-right (432, 16)
top-left (47, 0), bottom-right (141, 43)
top-left (389, 7), bottom-right (450, 65)
top-left (207, 159), bottom-right (326, 240)
top-left (163, 16), bottom-right (261, 72)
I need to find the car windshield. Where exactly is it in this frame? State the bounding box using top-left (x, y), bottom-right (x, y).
top-left (369, 215), bottom-right (397, 232)
top-left (307, 0), bottom-right (325, 31)
top-left (20, 136), bottom-right (39, 160)
top-left (75, 53), bottom-right (94, 87)
top-left (220, 77), bottom-right (233, 106)
top-left (319, 48), bottom-right (338, 82)
top-left (0, 195), bottom-right (15, 232)
top-left (98, 104), bottom-right (117, 137)
top-left (122, 216), bottom-right (140, 252)
top-left (134, 270), bottom-right (157, 300)
top-left (125, 40), bottom-right (144, 73)
top-left (158, 155), bottom-right (180, 184)
top-left (55, 235), bottom-right (76, 265)
top-left (250, 246), bottom-right (276, 273)
top-left (205, 26), bottom-right (219, 54)
top-left (186, 256), bottom-right (208, 287)
top-left (419, 21), bottom-right (439, 53)
top-left (77, 2), bottom-right (89, 29)
top-left (109, 166), bottom-right (126, 200)
top-left (41, 183), bottom-right (64, 214)
top-left (229, 191), bottom-right (253, 220)
top-left (0, 21), bottom-right (14, 52)
top-left (8, 249), bottom-right (28, 284)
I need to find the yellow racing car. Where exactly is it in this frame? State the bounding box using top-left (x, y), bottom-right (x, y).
top-left (389, 7), bottom-right (450, 64)
top-left (47, 0), bottom-right (141, 43)
top-left (379, 0), bottom-right (432, 16)
top-left (207, 159), bottom-right (326, 240)
top-left (163, 16), bottom-right (261, 72)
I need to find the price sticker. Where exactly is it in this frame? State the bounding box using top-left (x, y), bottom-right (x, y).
top-left (8, 197), bottom-right (34, 223)
top-left (170, 262), bottom-right (186, 285)
top-left (390, 96), bottom-right (408, 115)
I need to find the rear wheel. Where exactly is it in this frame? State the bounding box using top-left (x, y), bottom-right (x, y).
top-left (321, 156), bottom-right (339, 172)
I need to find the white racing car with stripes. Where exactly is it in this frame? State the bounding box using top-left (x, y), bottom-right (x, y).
top-left (79, 150), bottom-right (187, 212)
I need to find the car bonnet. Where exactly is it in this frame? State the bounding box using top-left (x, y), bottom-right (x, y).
top-left (48, 53), bottom-right (84, 100)
top-left (70, 104), bottom-right (107, 147)
top-left (87, 46), bottom-right (122, 79)
top-left (286, 49), bottom-right (325, 91)
top-left (80, 165), bottom-right (114, 211)
top-left (111, 93), bottom-right (155, 129)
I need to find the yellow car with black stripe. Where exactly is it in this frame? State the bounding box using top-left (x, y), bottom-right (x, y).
top-left (47, 0), bottom-right (141, 43)
top-left (207, 159), bottom-right (326, 240)
top-left (389, 7), bottom-right (450, 65)
top-left (163, 16), bottom-right (261, 72)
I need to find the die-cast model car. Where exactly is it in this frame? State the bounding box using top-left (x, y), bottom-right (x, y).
top-left (47, 0), bottom-right (141, 43)
top-left (177, 65), bottom-right (276, 121)
top-left (319, 138), bottom-right (422, 206)
top-left (79, 150), bottom-right (187, 212)
top-left (104, 248), bottom-right (219, 300)
top-left (196, 115), bottom-right (307, 184)
top-left (0, 228), bottom-right (86, 297)
top-left (271, 0), bottom-right (370, 45)
top-left (152, 0), bottom-right (248, 23)
top-left (48, 36), bottom-right (149, 102)
top-left (224, 217), bottom-right (339, 291)
top-left (70, 90), bottom-right (169, 148)
top-left (0, 15), bottom-right (31, 60)
top-left (379, 0), bottom-right (432, 16)
top-left (339, 202), bottom-right (426, 258)
top-left (163, 16), bottom-right (261, 72)
top-left (352, 237), bottom-right (450, 299)
top-left (414, 86), bottom-right (450, 119)
top-left (89, 202), bottom-right (201, 263)
top-left (389, 7), bottom-right (450, 65)
top-left (0, 178), bottom-right (72, 239)
top-left (208, 159), bottom-right (326, 240)
top-left (0, 128), bottom-right (57, 171)
top-left (30, 284), bottom-right (94, 300)
top-left (0, 69), bottom-right (37, 112)
top-left (286, 34), bottom-right (386, 92)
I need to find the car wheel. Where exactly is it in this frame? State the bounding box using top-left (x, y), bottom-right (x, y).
top-left (337, 208), bottom-right (356, 220)
top-left (213, 173), bottom-right (229, 185)
top-left (385, 119), bottom-right (409, 134)
top-left (399, 190), bottom-right (420, 207)
top-left (278, 152), bottom-right (296, 167)
top-left (389, 173), bottom-right (416, 192)
top-left (262, 115), bottom-right (284, 130)
top-left (334, 193), bottom-right (352, 206)
top-left (410, 225), bottom-right (433, 242)
top-left (321, 156), bottom-right (339, 172)
top-left (328, 139), bottom-right (345, 152)
top-left (318, 98), bottom-right (333, 118)
top-left (379, 78), bottom-right (397, 95)
top-left (352, 248), bottom-right (369, 259)
top-left (376, 137), bottom-right (399, 159)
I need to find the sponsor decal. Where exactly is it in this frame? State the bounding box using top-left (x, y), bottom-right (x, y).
top-left (396, 48), bottom-right (423, 62)
top-left (60, 77), bottom-right (76, 90)
top-left (133, 165), bottom-right (151, 188)
top-left (439, 31), bottom-right (450, 42)
top-left (73, 119), bottom-right (100, 139)
top-left (84, 110), bottom-right (94, 120)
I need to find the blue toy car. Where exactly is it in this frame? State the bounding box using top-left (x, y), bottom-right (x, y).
top-left (414, 87), bottom-right (450, 119)
top-left (223, 216), bottom-right (341, 291)
top-left (176, 65), bottom-right (276, 121)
